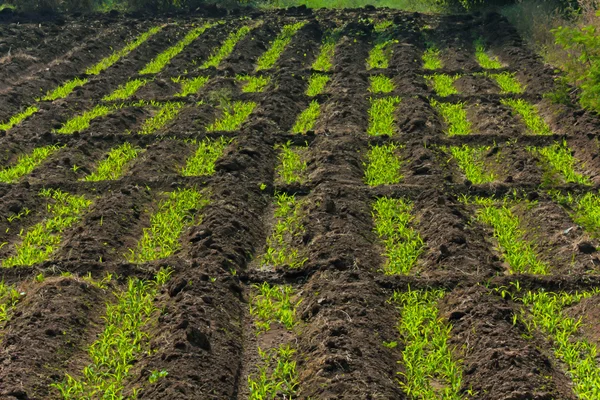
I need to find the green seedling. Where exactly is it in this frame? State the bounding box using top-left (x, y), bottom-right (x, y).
top-left (0, 106), bottom-right (39, 131)
top-left (306, 73), bottom-right (330, 96)
top-left (530, 141), bottom-right (591, 185)
top-left (488, 72), bottom-right (524, 94)
top-left (138, 102), bottom-right (184, 135)
top-left (182, 136), bottom-right (231, 176)
top-left (367, 40), bottom-right (398, 70)
top-left (449, 145), bottom-right (495, 183)
top-left (312, 38), bottom-right (336, 72)
top-left (276, 141), bottom-right (308, 184)
top-left (422, 46), bottom-right (443, 70)
top-left (374, 20), bottom-right (393, 32)
top-left (103, 79), bottom-right (148, 101)
top-left (390, 289), bottom-right (464, 399)
top-left (56, 104), bottom-right (112, 134)
top-left (426, 74), bottom-right (460, 97)
top-left (501, 98), bottom-right (552, 135)
top-left (248, 345), bottom-right (299, 400)
top-left (249, 282), bottom-right (298, 332)
top-left (475, 38), bottom-right (502, 69)
top-left (367, 96), bottom-right (401, 136)
top-left (140, 23), bottom-right (217, 75)
top-left (172, 76), bottom-right (210, 97)
top-left (149, 370), bottom-right (168, 384)
top-left (2, 189), bottom-right (92, 268)
top-left (207, 101), bottom-right (256, 132)
top-left (373, 197), bottom-right (424, 275)
top-left (430, 99), bottom-right (471, 136)
top-left (236, 75), bottom-right (270, 93)
top-left (85, 142), bottom-right (139, 181)
top-left (369, 74), bottom-right (395, 93)
top-left (0, 280), bottom-right (21, 323)
top-left (554, 192), bottom-right (600, 238)
top-left (0, 145), bottom-right (61, 183)
top-left (201, 25), bottom-right (253, 69)
top-left (86, 25), bottom-right (163, 75)
top-left (128, 189), bottom-right (208, 263)
top-left (364, 143), bottom-right (403, 186)
top-left (43, 77), bottom-right (88, 101)
top-left (291, 100), bottom-right (320, 134)
top-left (256, 22), bottom-right (306, 71)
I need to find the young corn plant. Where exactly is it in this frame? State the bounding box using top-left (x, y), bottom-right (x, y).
top-left (291, 100), bottom-right (320, 134)
top-left (102, 79), bottom-right (148, 101)
top-left (138, 102), bottom-right (184, 135)
top-left (261, 193), bottom-right (307, 269)
top-left (529, 141), bottom-right (591, 186)
top-left (84, 142), bottom-right (139, 181)
top-left (364, 143), bottom-right (403, 186)
top-left (0, 106), bottom-right (39, 131)
top-left (172, 76), bottom-right (210, 97)
top-left (201, 24), bottom-right (254, 69)
top-left (471, 197), bottom-right (549, 274)
top-left (276, 141), bottom-right (308, 184)
top-left (0, 281), bottom-right (20, 323)
top-left (517, 290), bottom-right (600, 399)
top-left (249, 282), bottom-right (298, 332)
top-left (553, 192), bottom-right (600, 238)
top-left (256, 22), bottom-right (306, 71)
top-left (42, 77), bottom-right (88, 101)
top-left (236, 75), bottom-right (270, 93)
top-left (501, 98), bottom-right (552, 135)
top-left (0, 145), bottom-right (61, 183)
top-left (390, 289), bottom-right (464, 399)
top-left (181, 136), bottom-right (231, 176)
top-left (86, 25), bottom-right (163, 75)
top-left (425, 74), bottom-right (460, 97)
top-left (448, 145), bottom-right (496, 184)
top-left (312, 35), bottom-right (336, 72)
top-left (206, 101), bottom-right (256, 132)
top-left (369, 74), bottom-right (395, 93)
top-left (140, 23), bottom-right (217, 75)
top-left (430, 100), bottom-right (471, 136)
top-left (422, 45), bottom-right (443, 70)
top-left (127, 188), bottom-right (208, 263)
top-left (52, 269), bottom-right (172, 399)
top-left (2, 189), bottom-right (92, 268)
top-left (367, 96), bottom-right (401, 136)
top-left (305, 73), bottom-right (330, 96)
top-left (488, 72), bottom-right (524, 94)
top-left (248, 344), bottom-right (299, 400)
top-left (373, 197), bottom-right (424, 275)
top-left (367, 21), bottom-right (397, 70)
top-left (56, 104), bottom-right (113, 134)
top-left (475, 38), bottom-right (502, 69)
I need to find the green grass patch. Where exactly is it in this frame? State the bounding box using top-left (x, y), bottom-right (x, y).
top-left (430, 99), bottom-right (471, 136)
top-left (364, 143), bottom-right (403, 186)
top-left (256, 22), bottom-right (306, 71)
top-left (42, 77), bottom-right (88, 101)
top-left (172, 76), bottom-right (210, 97)
top-left (530, 141), bottom-right (591, 185)
top-left (52, 269), bottom-right (172, 399)
top-left (291, 100), bottom-right (320, 134)
top-left (475, 38), bottom-right (502, 69)
top-left (276, 141), bottom-right (308, 184)
top-left (0, 106), bottom-right (39, 131)
top-left (206, 101), bottom-right (256, 132)
top-left (312, 38), bottom-right (336, 71)
top-left (0, 145), bottom-right (61, 183)
top-left (248, 344), bottom-right (298, 400)
top-left (448, 145), bottom-right (495, 184)
top-left (249, 282), bottom-right (298, 332)
top-left (86, 25), bottom-right (163, 75)
top-left (138, 102), bottom-right (184, 135)
top-left (306, 73), bottom-right (330, 96)
top-left (425, 73), bottom-right (459, 97)
top-left (102, 79), bottom-right (148, 101)
top-left (369, 74), bottom-right (395, 93)
top-left (201, 25), bottom-right (253, 69)
top-left (262, 193), bottom-right (306, 269)
top-left (56, 104), bottom-right (113, 134)
top-left (471, 197), bottom-right (549, 274)
top-left (237, 75), bottom-right (270, 93)
top-left (84, 142), bottom-right (139, 182)
top-left (367, 96), bottom-right (400, 136)
top-left (0, 281), bottom-right (20, 323)
top-left (422, 46), bottom-right (443, 70)
top-left (182, 136), bottom-right (231, 176)
top-left (140, 23), bottom-right (216, 75)
top-left (373, 197), bottom-right (423, 275)
top-left (127, 188), bottom-right (208, 263)
top-left (2, 189), bottom-right (92, 268)
top-left (390, 289), bottom-right (464, 398)
top-left (501, 98), bottom-right (552, 135)
top-left (553, 192), bottom-right (600, 239)
top-left (488, 72), bottom-right (524, 94)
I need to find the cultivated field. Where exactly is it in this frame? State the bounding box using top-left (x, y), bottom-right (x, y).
top-left (1, 6), bottom-right (600, 400)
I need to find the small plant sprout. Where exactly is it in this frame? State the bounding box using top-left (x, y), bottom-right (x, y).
top-left (373, 197), bottom-right (424, 274)
top-left (488, 72), bottom-right (524, 94)
top-left (369, 74), bottom-right (395, 93)
top-left (0, 280), bottom-right (21, 322)
top-left (0, 145), bottom-right (61, 183)
top-left (102, 79), bottom-right (148, 101)
top-left (85, 142), bottom-right (139, 181)
top-left (312, 35), bottom-right (337, 71)
top-left (43, 77), bottom-right (88, 101)
top-left (173, 76), bottom-right (210, 97)
top-left (306, 73), bottom-right (330, 96)
top-left (201, 24), bottom-right (254, 69)
top-left (555, 192), bottom-right (600, 238)
top-left (430, 99), bottom-right (471, 136)
top-left (364, 143), bottom-right (403, 186)
top-left (276, 141), bottom-right (308, 184)
top-left (56, 104), bottom-right (112, 134)
top-left (291, 100), bottom-right (320, 134)
top-left (425, 74), bottom-right (460, 97)
top-left (140, 23), bottom-right (217, 75)
top-left (0, 106), bottom-right (39, 131)
top-left (149, 370), bottom-right (168, 384)
top-left (206, 101), bottom-right (256, 132)
top-left (249, 283), bottom-right (298, 332)
top-left (367, 96), bottom-right (401, 136)
top-left (256, 22), bottom-right (307, 71)
top-left (449, 145), bottom-right (496, 184)
top-left (422, 45), bottom-right (443, 70)
top-left (367, 21), bottom-right (397, 70)
top-left (530, 141), bottom-right (591, 185)
top-left (248, 344), bottom-right (299, 400)
top-left (138, 102), bottom-right (184, 135)
top-left (501, 98), bottom-right (552, 135)
top-left (236, 75), bottom-right (270, 93)
top-left (2, 189), bottom-right (92, 268)
top-left (182, 136), bottom-right (231, 176)
top-left (475, 38), bottom-right (502, 69)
